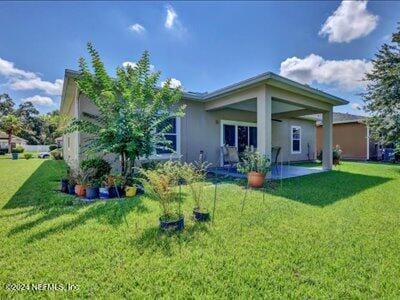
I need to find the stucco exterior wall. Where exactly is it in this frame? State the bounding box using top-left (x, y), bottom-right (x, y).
top-left (70, 95), bottom-right (316, 169)
top-left (62, 84), bottom-right (79, 168)
top-left (316, 122), bottom-right (368, 160)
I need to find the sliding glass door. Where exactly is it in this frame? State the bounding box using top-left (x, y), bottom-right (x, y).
top-left (222, 122), bottom-right (257, 154)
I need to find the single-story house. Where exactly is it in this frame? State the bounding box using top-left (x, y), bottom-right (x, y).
top-left (316, 112), bottom-right (376, 160)
top-left (60, 70), bottom-right (348, 171)
top-left (0, 131), bottom-right (28, 149)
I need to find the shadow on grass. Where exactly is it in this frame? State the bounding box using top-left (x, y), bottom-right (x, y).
top-left (267, 170), bottom-right (391, 207)
top-left (3, 160), bottom-right (149, 242)
top-left (132, 222), bottom-right (210, 256)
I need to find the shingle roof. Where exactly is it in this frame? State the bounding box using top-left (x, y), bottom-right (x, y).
top-left (314, 112), bottom-right (366, 124)
top-left (0, 131), bottom-right (28, 142)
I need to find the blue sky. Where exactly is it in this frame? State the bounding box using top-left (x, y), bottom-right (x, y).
top-left (0, 1), bottom-right (399, 114)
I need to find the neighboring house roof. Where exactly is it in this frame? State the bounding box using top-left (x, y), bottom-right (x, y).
top-left (0, 131), bottom-right (28, 142)
top-left (314, 112), bottom-right (367, 125)
top-left (61, 69), bottom-right (348, 114)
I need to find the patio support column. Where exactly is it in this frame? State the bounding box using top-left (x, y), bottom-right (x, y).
top-left (322, 107), bottom-right (333, 171)
top-left (257, 86), bottom-right (272, 159)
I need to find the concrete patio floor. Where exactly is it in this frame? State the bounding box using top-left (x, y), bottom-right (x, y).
top-left (208, 165), bottom-right (325, 180)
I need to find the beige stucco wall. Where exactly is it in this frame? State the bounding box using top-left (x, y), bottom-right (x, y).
top-left (62, 83), bottom-right (79, 168)
top-left (70, 93), bottom-right (316, 169)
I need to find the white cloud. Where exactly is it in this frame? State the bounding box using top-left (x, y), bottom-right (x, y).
top-left (10, 78), bottom-right (63, 96)
top-left (0, 58), bottom-right (36, 79)
top-left (128, 23), bottom-right (146, 34)
top-left (0, 57), bottom-right (63, 95)
top-left (351, 102), bottom-right (362, 110)
top-left (21, 95), bottom-right (54, 106)
top-left (280, 53), bottom-right (372, 91)
top-left (161, 78), bottom-right (182, 89)
top-left (319, 1), bottom-right (378, 43)
top-left (165, 5), bottom-right (178, 29)
top-left (122, 61), bottom-right (137, 69)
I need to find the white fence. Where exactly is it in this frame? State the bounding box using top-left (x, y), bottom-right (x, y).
top-left (25, 145), bottom-right (50, 152)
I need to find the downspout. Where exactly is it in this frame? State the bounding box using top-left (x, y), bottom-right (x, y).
top-left (366, 124), bottom-right (370, 160)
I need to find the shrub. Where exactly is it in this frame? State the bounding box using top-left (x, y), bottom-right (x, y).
top-left (11, 146), bottom-right (25, 153)
top-left (0, 149), bottom-right (7, 155)
top-left (237, 147), bottom-right (271, 174)
top-left (50, 149), bottom-right (63, 160)
top-left (139, 161), bottom-right (184, 221)
top-left (49, 144), bottom-right (58, 151)
top-left (181, 162), bottom-right (210, 212)
top-left (80, 158), bottom-right (111, 180)
top-left (23, 153), bottom-right (33, 160)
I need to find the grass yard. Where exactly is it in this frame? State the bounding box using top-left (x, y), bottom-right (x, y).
top-left (1, 158), bottom-right (400, 298)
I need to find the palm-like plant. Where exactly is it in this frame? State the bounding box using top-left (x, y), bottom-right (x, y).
top-left (0, 114), bottom-right (23, 154)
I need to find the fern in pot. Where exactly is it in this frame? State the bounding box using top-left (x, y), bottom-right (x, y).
top-left (182, 161), bottom-right (211, 222)
top-left (237, 147), bottom-right (271, 188)
top-left (140, 161), bottom-right (185, 232)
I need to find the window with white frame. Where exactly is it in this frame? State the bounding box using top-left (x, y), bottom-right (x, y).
top-left (291, 126), bottom-right (301, 154)
top-left (155, 117), bottom-right (180, 156)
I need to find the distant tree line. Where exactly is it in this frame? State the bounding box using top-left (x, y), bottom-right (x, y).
top-left (0, 93), bottom-right (61, 145)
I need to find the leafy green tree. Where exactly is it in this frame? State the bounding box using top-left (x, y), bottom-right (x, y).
top-left (0, 94), bottom-right (15, 117)
top-left (363, 24), bottom-right (400, 150)
top-left (0, 114), bottom-right (23, 153)
top-left (15, 101), bottom-right (40, 144)
top-left (67, 43), bottom-right (184, 176)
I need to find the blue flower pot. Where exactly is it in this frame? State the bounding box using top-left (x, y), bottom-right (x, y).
top-left (86, 187), bottom-right (99, 200)
top-left (159, 216), bottom-right (184, 232)
top-left (193, 209), bottom-right (210, 222)
top-left (109, 186), bottom-right (124, 198)
top-left (61, 179), bottom-right (69, 193)
top-left (99, 187), bottom-right (109, 199)
top-left (68, 184), bottom-right (76, 195)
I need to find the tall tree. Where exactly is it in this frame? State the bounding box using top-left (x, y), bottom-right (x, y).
top-left (15, 101), bottom-right (40, 144)
top-left (0, 94), bottom-right (15, 117)
top-left (363, 24), bottom-right (400, 150)
top-left (0, 114), bottom-right (23, 153)
top-left (66, 43), bottom-right (184, 176)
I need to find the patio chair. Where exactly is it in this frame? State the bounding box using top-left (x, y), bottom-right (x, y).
top-left (220, 145), bottom-right (239, 170)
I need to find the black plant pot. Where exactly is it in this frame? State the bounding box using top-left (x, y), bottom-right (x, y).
top-left (193, 209), bottom-right (210, 222)
top-left (86, 187), bottom-right (99, 200)
top-left (61, 179), bottom-right (69, 193)
top-left (68, 184), bottom-right (76, 195)
top-left (109, 186), bottom-right (124, 198)
top-left (159, 216), bottom-right (185, 232)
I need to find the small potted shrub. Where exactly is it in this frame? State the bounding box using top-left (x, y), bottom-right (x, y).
top-left (50, 149), bottom-right (63, 160)
top-left (86, 178), bottom-right (100, 200)
top-left (67, 169), bottom-right (77, 195)
top-left (75, 169), bottom-right (91, 197)
top-left (11, 147), bottom-right (23, 160)
top-left (182, 162), bottom-right (211, 222)
top-left (140, 161), bottom-right (184, 232)
top-left (237, 147), bottom-right (271, 188)
top-left (80, 157), bottom-right (111, 180)
top-left (108, 174), bottom-right (125, 198)
top-left (333, 145), bottom-right (342, 166)
top-left (99, 178), bottom-right (110, 200)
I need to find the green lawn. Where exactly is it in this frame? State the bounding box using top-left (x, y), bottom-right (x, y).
top-left (1, 158), bottom-right (400, 298)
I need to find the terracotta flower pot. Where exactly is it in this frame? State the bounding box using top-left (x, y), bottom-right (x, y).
top-left (247, 171), bottom-right (265, 188)
top-left (75, 184), bottom-right (86, 197)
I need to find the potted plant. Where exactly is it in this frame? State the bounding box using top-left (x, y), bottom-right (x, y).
top-left (99, 177), bottom-right (110, 199)
top-left (86, 178), bottom-right (100, 200)
top-left (74, 169), bottom-right (91, 197)
top-left (237, 147), bottom-right (271, 188)
top-left (124, 177), bottom-right (137, 197)
top-left (182, 162), bottom-right (211, 222)
top-left (333, 145), bottom-right (342, 166)
top-left (108, 174), bottom-right (125, 198)
top-left (67, 169), bottom-right (77, 195)
top-left (11, 148), bottom-right (20, 160)
top-left (140, 161), bottom-right (184, 232)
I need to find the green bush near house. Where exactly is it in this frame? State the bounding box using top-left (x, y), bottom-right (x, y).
top-left (11, 146), bottom-right (24, 153)
top-left (80, 157), bottom-right (111, 179)
top-left (23, 153), bottom-right (33, 160)
top-left (50, 149), bottom-right (62, 160)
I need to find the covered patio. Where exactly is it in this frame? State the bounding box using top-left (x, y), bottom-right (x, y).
top-left (203, 73), bottom-right (347, 171)
top-left (209, 164), bottom-right (324, 180)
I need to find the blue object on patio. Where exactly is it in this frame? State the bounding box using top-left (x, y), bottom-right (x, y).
top-left (382, 148), bottom-right (394, 162)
